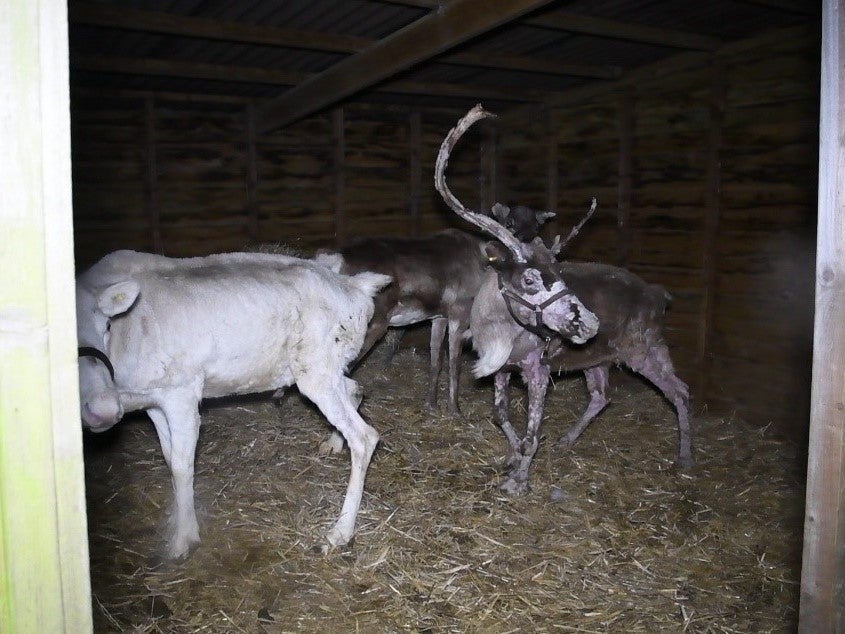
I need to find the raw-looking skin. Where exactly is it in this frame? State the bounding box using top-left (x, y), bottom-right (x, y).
top-left (485, 261), bottom-right (694, 494)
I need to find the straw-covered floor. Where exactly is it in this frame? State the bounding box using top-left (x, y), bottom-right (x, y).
top-left (84, 340), bottom-right (804, 633)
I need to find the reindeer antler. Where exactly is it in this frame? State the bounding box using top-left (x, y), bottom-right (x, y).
top-left (435, 104), bottom-right (527, 263)
top-left (551, 197), bottom-right (598, 256)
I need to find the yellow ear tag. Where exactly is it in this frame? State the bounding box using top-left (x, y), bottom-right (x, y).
top-left (115, 292), bottom-right (126, 303)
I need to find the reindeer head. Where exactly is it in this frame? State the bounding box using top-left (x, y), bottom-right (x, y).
top-left (490, 203), bottom-right (555, 242)
top-left (435, 105), bottom-right (599, 346)
top-left (484, 238), bottom-right (598, 344)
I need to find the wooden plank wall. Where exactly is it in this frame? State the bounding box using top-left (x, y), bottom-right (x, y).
top-left (69, 24), bottom-right (819, 439)
top-left (498, 24), bottom-right (820, 440)
top-left (71, 99), bottom-right (477, 268)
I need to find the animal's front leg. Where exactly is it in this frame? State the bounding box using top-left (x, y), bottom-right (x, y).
top-left (148, 395), bottom-right (202, 559)
top-left (501, 356), bottom-right (550, 495)
top-left (493, 371), bottom-right (521, 467)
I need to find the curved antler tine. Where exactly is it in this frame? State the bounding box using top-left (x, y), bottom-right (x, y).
top-left (550, 234), bottom-right (563, 256)
top-left (435, 104), bottom-right (527, 263)
top-left (557, 198), bottom-right (598, 254)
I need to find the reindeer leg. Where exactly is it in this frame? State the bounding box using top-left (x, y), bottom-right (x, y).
top-left (501, 354), bottom-right (550, 495)
top-left (352, 319), bottom-right (389, 370)
top-left (493, 371), bottom-right (521, 467)
top-left (426, 317), bottom-right (447, 410)
top-left (557, 365), bottom-right (610, 448)
top-left (351, 292), bottom-right (394, 370)
top-left (318, 378), bottom-right (362, 457)
top-left (629, 345), bottom-right (694, 470)
top-left (381, 329), bottom-right (405, 367)
top-left (446, 316), bottom-right (466, 416)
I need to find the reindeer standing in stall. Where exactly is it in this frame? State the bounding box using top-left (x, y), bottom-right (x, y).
top-left (436, 105), bottom-right (693, 494)
top-left (320, 199), bottom-right (555, 416)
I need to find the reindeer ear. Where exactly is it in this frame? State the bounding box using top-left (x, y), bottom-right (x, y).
top-left (484, 242), bottom-right (510, 269)
top-left (491, 203), bottom-right (510, 221)
top-left (536, 210), bottom-right (556, 224)
top-left (97, 280), bottom-right (140, 317)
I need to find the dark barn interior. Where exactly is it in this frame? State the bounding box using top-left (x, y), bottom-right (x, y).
top-left (66, 0), bottom-right (822, 631)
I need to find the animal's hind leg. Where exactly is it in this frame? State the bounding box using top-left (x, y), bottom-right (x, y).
top-left (298, 375), bottom-right (379, 548)
top-left (381, 329), bottom-right (405, 367)
top-left (630, 344), bottom-right (693, 469)
top-left (445, 316), bottom-right (466, 416)
top-left (318, 378), bottom-right (362, 457)
top-left (557, 365), bottom-right (610, 448)
top-left (426, 318), bottom-right (447, 409)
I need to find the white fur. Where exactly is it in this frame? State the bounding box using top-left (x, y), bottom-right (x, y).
top-left (77, 249), bottom-right (391, 558)
top-left (470, 273), bottom-right (520, 377)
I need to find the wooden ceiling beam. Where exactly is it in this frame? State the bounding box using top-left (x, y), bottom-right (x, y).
top-left (739, 0), bottom-right (820, 15)
top-left (70, 2), bottom-right (616, 79)
top-left (445, 49), bottom-right (619, 79)
top-left (528, 11), bottom-right (721, 50)
top-left (70, 2), bottom-right (369, 54)
top-left (254, 0), bottom-right (557, 132)
top-left (388, 0), bottom-right (721, 50)
top-left (72, 55), bottom-right (557, 103)
top-left (74, 55), bottom-right (309, 86)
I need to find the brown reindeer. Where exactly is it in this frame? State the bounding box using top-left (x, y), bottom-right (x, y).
top-left (323, 204), bottom-right (555, 415)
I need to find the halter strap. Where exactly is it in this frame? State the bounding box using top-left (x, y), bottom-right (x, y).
top-left (497, 273), bottom-right (574, 347)
top-left (78, 346), bottom-right (115, 381)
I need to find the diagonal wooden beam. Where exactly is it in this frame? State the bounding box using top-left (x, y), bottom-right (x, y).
top-left (71, 55), bottom-right (558, 103)
top-left (254, 0), bottom-right (557, 132)
top-left (70, 2), bottom-right (617, 80)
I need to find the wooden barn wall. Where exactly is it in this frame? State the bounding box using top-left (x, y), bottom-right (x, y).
top-left (498, 24), bottom-right (820, 440)
top-left (71, 99), bottom-right (479, 270)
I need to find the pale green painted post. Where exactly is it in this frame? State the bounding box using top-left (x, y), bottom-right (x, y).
top-left (0, 0), bottom-right (93, 632)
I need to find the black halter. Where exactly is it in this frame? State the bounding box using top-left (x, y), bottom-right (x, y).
top-left (497, 273), bottom-right (575, 348)
top-left (78, 346), bottom-right (115, 381)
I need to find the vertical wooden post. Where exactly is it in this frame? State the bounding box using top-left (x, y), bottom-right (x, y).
top-left (0, 0), bottom-right (93, 631)
top-left (332, 107), bottom-right (346, 247)
top-left (480, 123), bottom-right (497, 210)
top-left (546, 106), bottom-right (559, 241)
top-left (409, 109), bottom-right (422, 237)
top-left (697, 61), bottom-right (726, 400)
top-left (245, 101), bottom-right (260, 243)
top-left (800, 0), bottom-right (845, 631)
top-left (144, 96), bottom-right (162, 253)
top-left (617, 88), bottom-right (635, 267)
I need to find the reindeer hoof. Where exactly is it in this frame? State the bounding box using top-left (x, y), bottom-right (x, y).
top-left (499, 477), bottom-right (529, 496)
top-left (675, 454), bottom-right (695, 471)
top-left (556, 435), bottom-right (576, 449)
top-left (318, 432), bottom-right (345, 457)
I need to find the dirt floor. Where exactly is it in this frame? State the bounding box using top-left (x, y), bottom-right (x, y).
top-left (83, 342), bottom-right (804, 633)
